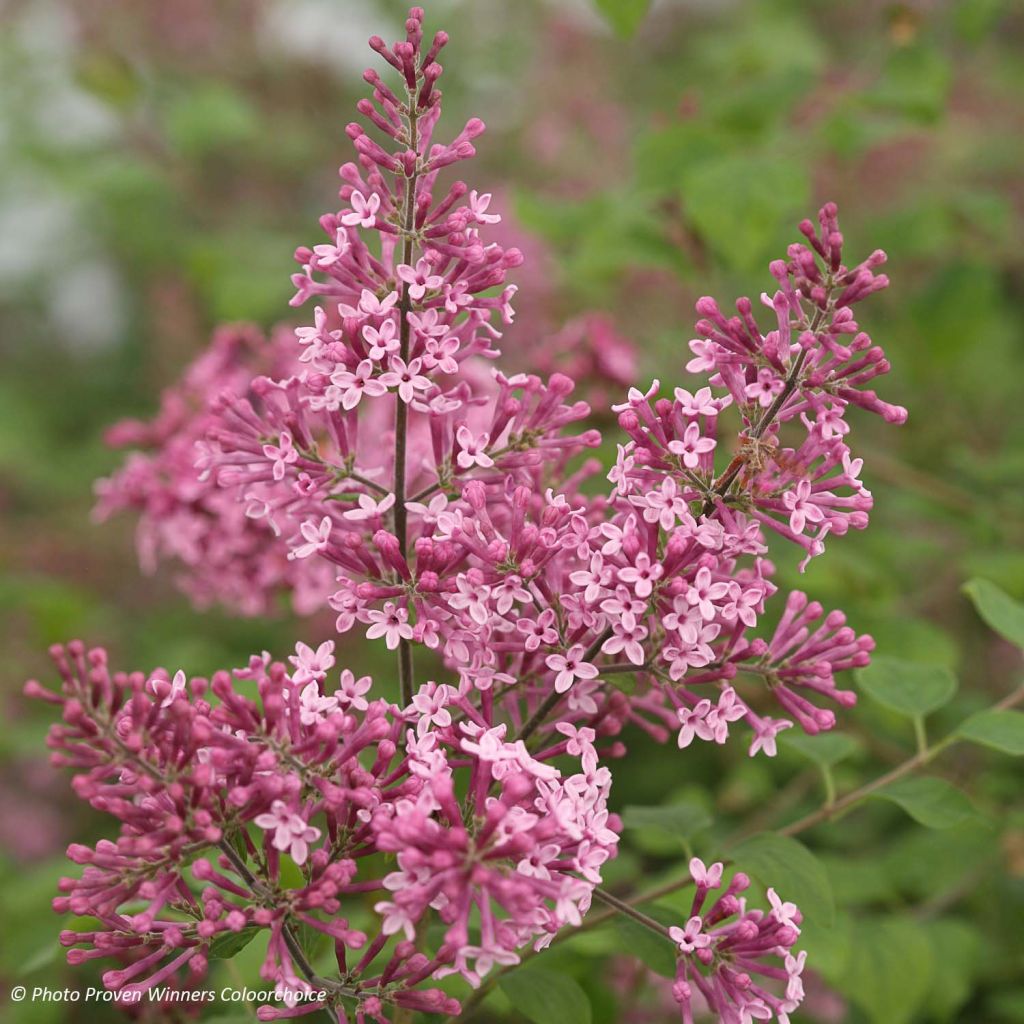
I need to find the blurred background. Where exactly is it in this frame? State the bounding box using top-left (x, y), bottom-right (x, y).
top-left (1, 0), bottom-right (1023, 1021)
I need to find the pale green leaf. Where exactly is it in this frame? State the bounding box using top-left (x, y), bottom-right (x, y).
top-left (963, 578), bottom-right (1024, 649)
top-left (681, 155), bottom-right (809, 271)
top-left (499, 966), bottom-right (592, 1024)
top-left (781, 731), bottom-right (860, 767)
top-left (856, 656), bottom-right (957, 717)
top-left (621, 803), bottom-right (713, 841)
top-left (957, 709), bottom-right (1024, 755)
top-left (873, 776), bottom-right (974, 829)
top-left (208, 926), bottom-right (260, 959)
top-left (610, 904), bottom-right (678, 978)
top-left (730, 833), bottom-right (834, 926)
top-left (840, 916), bottom-right (934, 1024)
top-left (593, 0), bottom-right (650, 38)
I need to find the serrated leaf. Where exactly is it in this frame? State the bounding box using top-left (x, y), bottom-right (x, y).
top-left (593, 0), bottom-right (650, 38)
top-left (730, 833), bottom-right (834, 926)
top-left (873, 776), bottom-right (974, 828)
top-left (621, 802), bottom-right (713, 841)
top-left (499, 966), bottom-right (592, 1024)
top-left (856, 656), bottom-right (957, 717)
top-left (957, 709), bottom-right (1024, 755)
top-left (963, 578), bottom-right (1024, 649)
top-left (781, 731), bottom-right (860, 767)
top-left (840, 916), bottom-right (934, 1024)
top-left (610, 903), bottom-right (678, 978)
top-left (208, 927), bottom-right (259, 959)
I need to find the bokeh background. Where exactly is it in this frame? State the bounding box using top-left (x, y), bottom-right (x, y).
top-left (1, 0), bottom-right (1023, 1021)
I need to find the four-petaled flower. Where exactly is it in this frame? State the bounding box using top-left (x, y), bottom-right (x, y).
top-left (343, 492), bottom-right (396, 522)
top-left (330, 359), bottom-right (388, 410)
top-left (669, 917), bottom-right (711, 955)
top-left (745, 367), bottom-right (785, 407)
top-left (341, 189), bottom-right (380, 228)
top-left (768, 888), bottom-right (802, 934)
top-left (148, 669), bottom-right (187, 709)
top-left (262, 430), bottom-right (299, 481)
top-left (365, 601), bottom-right (414, 650)
top-left (668, 421), bottom-right (717, 469)
top-left (397, 258), bottom-right (444, 300)
top-left (783, 478), bottom-right (825, 535)
top-left (289, 640), bottom-right (336, 685)
top-left (689, 857), bottom-right (724, 889)
top-left (253, 800), bottom-right (321, 865)
top-left (379, 356), bottom-right (431, 403)
top-left (456, 426), bottom-right (494, 469)
top-left (547, 645), bottom-right (600, 693)
top-left (289, 516), bottom-right (332, 559)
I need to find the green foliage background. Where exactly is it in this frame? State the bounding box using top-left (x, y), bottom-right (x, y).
top-left (1, 1), bottom-right (1022, 1022)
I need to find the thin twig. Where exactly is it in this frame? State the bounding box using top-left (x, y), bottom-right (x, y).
top-left (778, 683), bottom-right (1024, 837)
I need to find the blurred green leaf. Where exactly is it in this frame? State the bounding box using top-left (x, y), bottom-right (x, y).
top-left (953, 0), bottom-right (1008, 42)
top-left (866, 44), bottom-right (952, 123)
top-left (166, 84), bottom-right (260, 157)
top-left (593, 0), bottom-right (650, 38)
top-left (680, 154), bottom-right (809, 271)
top-left (957, 709), bottom-right (1024, 755)
top-left (840, 916), bottom-right (934, 1024)
top-left (856, 656), bottom-right (957, 717)
top-left (500, 966), bottom-right (592, 1024)
top-left (75, 52), bottom-right (141, 109)
top-left (963, 578), bottom-right (1024, 649)
top-left (730, 833), bottom-right (834, 926)
top-left (611, 903), bottom-right (678, 978)
top-left (873, 776), bottom-right (975, 828)
top-left (924, 919), bottom-right (982, 1019)
top-left (621, 802), bottom-right (712, 841)
top-left (781, 730), bottom-right (860, 767)
top-left (208, 927), bottom-right (259, 959)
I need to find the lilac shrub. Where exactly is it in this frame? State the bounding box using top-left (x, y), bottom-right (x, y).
top-left (30, 7), bottom-right (909, 1023)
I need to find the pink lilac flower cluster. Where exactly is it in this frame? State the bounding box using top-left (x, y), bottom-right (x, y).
top-left (27, 639), bottom-right (615, 1021)
top-left (668, 858), bottom-right (804, 1024)
top-left (34, 7), bottom-right (909, 1023)
top-left (95, 323), bottom-right (334, 616)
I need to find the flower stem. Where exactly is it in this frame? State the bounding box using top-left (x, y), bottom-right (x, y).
top-left (394, 92), bottom-right (420, 709)
top-left (591, 886), bottom-right (674, 940)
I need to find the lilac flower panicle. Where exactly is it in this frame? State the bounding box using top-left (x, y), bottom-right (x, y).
top-left (37, 7), bottom-right (911, 1022)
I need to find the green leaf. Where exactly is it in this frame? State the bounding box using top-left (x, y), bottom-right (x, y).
top-left (840, 916), bottom-right (934, 1024)
top-left (166, 83), bottom-right (260, 157)
top-left (621, 802), bottom-right (713, 841)
top-left (957, 709), bottom-right (1024, 755)
top-left (873, 776), bottom-right (974, 829)
top-left (208, 927), bottom-right (260, 959)
top-left (680, 154), bottom-right (810, 272)
top-left (499, 966), bottom-right (592, 1024)
top-left (19, 942), bottom-right (59, 974)
top-left (730, 833), bottom-right (834, 926)
top-left (610, 904), bottom-right (678, 978)
top-left (781, 730), bottom-right (860, 767)
top-left (923, 920), bottom-right (982, 1020)
top-left (865, 44), bottom-right (951, 123)
top-left (856, 656), bottom-right (957, 717)
top-left (593, 0), bottom-right (650, 38)
top-left (963, 578), bottom-right (1024, 649)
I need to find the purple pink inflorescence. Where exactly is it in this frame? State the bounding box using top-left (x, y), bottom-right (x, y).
top-left (35, 7), bottom-right (907, 1022)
